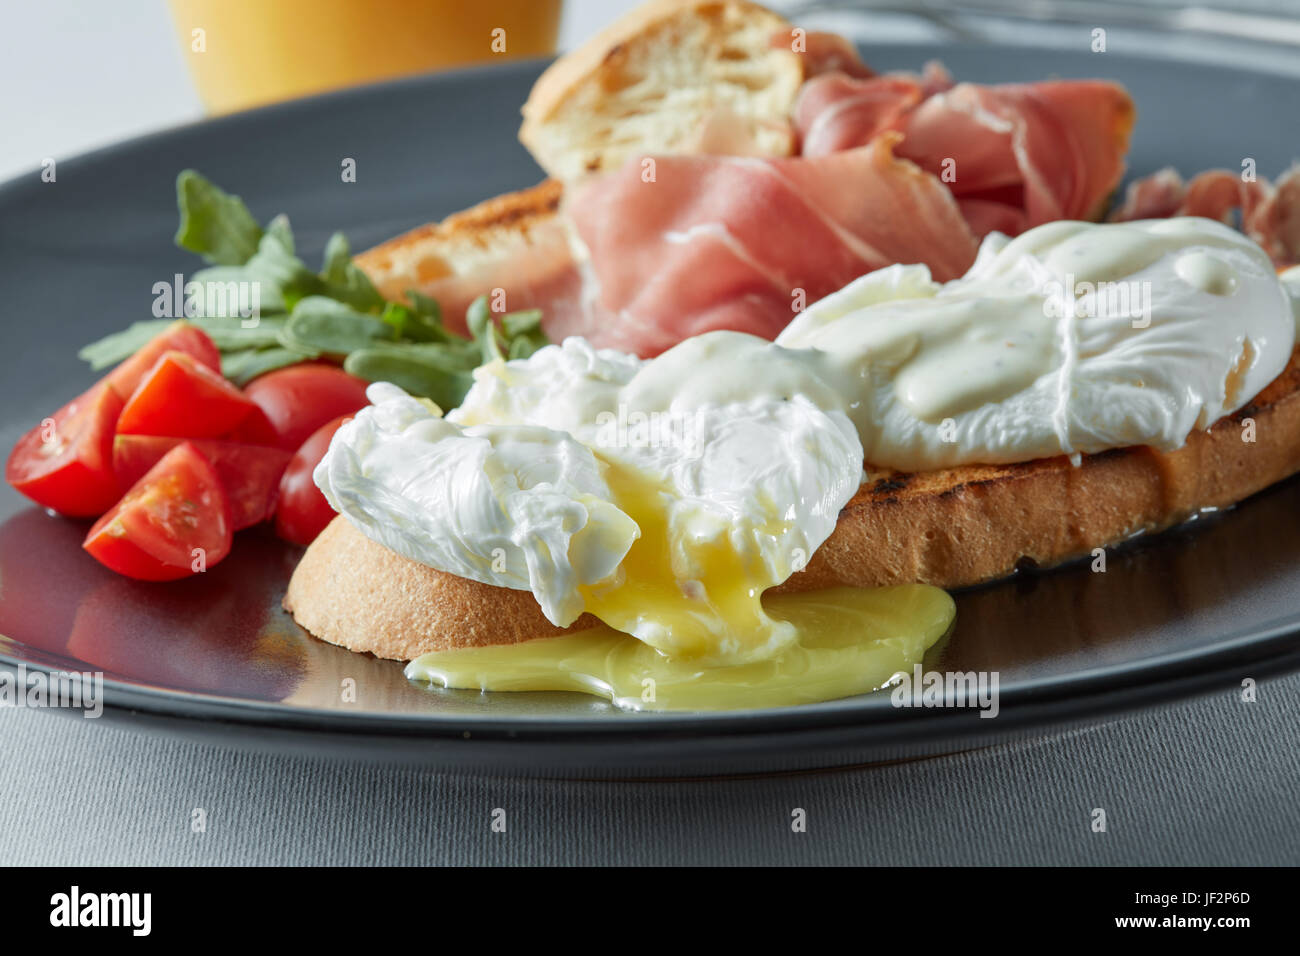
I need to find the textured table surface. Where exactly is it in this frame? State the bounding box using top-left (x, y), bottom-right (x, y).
top-left (2, 672), bottom-right (1296, 866)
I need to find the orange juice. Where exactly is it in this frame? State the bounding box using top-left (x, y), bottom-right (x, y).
top-left (169, 0), bottom-right (562, 113)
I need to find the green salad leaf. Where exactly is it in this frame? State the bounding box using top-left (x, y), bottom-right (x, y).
top-left (82, 170), bottom-right (549, 409)
top-left (174, 169), bottom-right (264, 266)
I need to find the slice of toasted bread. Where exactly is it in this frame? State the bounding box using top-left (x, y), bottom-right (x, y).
top-left (352, 179), bottom-right (572, 332)
top-left (519, 0), bottom-right (804, 182)
top-left (284, 350), bottom-right (1300, 661)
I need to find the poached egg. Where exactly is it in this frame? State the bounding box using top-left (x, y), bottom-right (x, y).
top-left (316, 216), bottom-right (1296, 682)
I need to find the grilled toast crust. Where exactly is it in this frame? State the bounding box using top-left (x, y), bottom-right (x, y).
top-left (284, 350), bottom-right (1300, 661)
top-left (352, 179), bottom-right (565, 308)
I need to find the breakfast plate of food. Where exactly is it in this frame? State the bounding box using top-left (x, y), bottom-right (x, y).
top-left (3, 0), bottom-right (1300, 775)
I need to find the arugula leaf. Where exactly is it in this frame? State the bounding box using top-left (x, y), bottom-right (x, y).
top-left (79, 320), bottom-right (175, 370)
top-left (265, 213), bottom-right (295, 254)
top-left (82, 170), bottom-right (551, 410)
top-left (280, 296), bottom-right (396, 355)
top-left (79, 317), bottom-right (289, 369)
top-left (318, 233), bottom-right (385, 313)
top-left (186, 265), bottom-right (289, 316)
top-left (244, 228), bottom-right (322, 309)
top-left (222, 346), bottom-right (319, 386)
top-left (174, 169), bottom-right (264, 265)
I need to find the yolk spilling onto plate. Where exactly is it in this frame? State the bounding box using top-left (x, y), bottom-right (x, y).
top-left (406, 454), bottom-right (955, 712)
top-left (405, 584), bottom-right (955, 711)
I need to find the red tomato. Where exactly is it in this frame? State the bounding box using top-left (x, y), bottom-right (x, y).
top-left (275, 415), bottom-right (350, 546)
top-left (113, 435), bottom-right (292, 529)
top-left (116, 351), bottom-right (257, 438)
top-left (224, 405), bottom-right (280, 446)
top-left (5, 383), bottom-right (124, 516)
top-left (106, 321), bottom-right (220, 400)
top-left (84, 442), bottom-right (232, 581)
top-left (244, 364), bottom-right (370, 451)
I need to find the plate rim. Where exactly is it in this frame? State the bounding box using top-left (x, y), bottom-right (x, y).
top-left (3, 42), bottom-right (1300, 757)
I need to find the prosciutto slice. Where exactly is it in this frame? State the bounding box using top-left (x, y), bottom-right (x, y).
top-left (381, 59), bottom-right (1142, 358)
top-left (795, 74), bottom-right (1135, 237)
top-left (556, 134), bottom-right (979, 355)
top-left (794, 63), bottom-right (954, 158)
top-left (786, 30), bottom-right (878, 80)
top-left (1110, 165), bottom-right (1300, 268)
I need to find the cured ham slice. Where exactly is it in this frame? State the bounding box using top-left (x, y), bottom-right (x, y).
top-left (1108, 167), bottom-right (1192, 220)
top-left (557, 134), bottom-right (979, 355)
top-left (899, 81), bottom-right (1133, 234)
top-left (795, 74), bottom-right (1134, 237)
top-left (794, 63), bottom-right (953, 158)
top-left (784, 29), bottom-right (877, 80)
top-left (1111, 165), bottom-right (1300, 268)
top-left (1254, 166), bottom-right (1300, 267)
top-left (795, 74), bottom-right (926, 158)
top-left (1110, 167), bottom-right (1265, 223)
top-left (367, 59), bottom-right (1142, 360)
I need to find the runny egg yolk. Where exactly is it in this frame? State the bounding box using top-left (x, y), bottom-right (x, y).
top-left (405, 454), bottom-right (957, 712)
top-left (576, 455), bottom-right (796, 666)
top-left (404, 585), bottom-right (956, 712)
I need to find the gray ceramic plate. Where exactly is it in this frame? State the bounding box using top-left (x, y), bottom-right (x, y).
top-left (3, 45), bottom-right (1299, 777)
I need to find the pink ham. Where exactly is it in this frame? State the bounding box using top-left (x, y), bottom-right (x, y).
top-left (1253, 166), bottom-right (1300, 267)
top-left (795, 74), bottom-right (1135, 237)
top-left (556, 134), bottom-right (979, 355)
top-left (382, 61), bottom-right (1141, 359)
top-left (1111, 164), bottom-right (1300, 267)
top-left (793, 63), bottom-right (954, 158)
top-left (795, 74), bottom-right (926, 158)
top-left (1111, 167), bottom-right (1266, 224)
top-left (1106, 166), bottom-right (1187, 220)
top-left (782, 29), bottom-right (877, 80)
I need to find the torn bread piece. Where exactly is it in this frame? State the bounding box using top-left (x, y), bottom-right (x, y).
top-left (519, 0), bottom-right (804, 182)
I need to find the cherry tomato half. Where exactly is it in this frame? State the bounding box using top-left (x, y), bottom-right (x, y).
top-left (275, 415), bottom-right (350, 546)
top-left (244, 364), bottom-right (370, 452)
top-left (105, 321), bottom-right (220, 400)
top-left (116, 351), bottom-right (257, 438)
top-left (113, 435), bottom-right (291, 530)
top-left (224, 405), bottom-right (280, 447)
top-left (5, 383), bottom-right (124, 517)
top-left (84, 442), bottom-right (232, 581)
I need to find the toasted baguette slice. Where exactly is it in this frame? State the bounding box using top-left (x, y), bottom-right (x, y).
top-left (284, 350), bottom-right (1300, 661)
top-left (352, 179), bottom-right (571, 331)
top-left (519, 0), bottom-right (804, 182)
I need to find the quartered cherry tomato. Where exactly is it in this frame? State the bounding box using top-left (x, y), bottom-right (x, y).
top-left (116, 351), bottom-right (257, 438)
top-left (112, 435), bottom-right (291, 530)
top-left (105, 320), bottom-right (221, 400)
top-left (84, 442), bottom-right (232, 581)
top-left (5, 383), bottom-right (124, 517)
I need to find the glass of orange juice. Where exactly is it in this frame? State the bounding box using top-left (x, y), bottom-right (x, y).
top-left (169, 0), bottom-right (563, 114)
